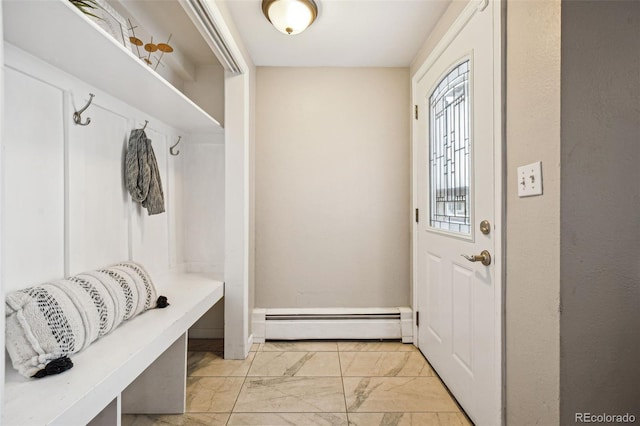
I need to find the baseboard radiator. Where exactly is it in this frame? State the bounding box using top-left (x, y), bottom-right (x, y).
top-left (252, 307), bottom-right (413, 343)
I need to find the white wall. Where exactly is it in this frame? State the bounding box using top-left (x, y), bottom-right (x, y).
top-left (182, 141), bottom-right (225, 276)
top-left (205, 0), bottom-right (256, 359)
top-left (1, 42), bottom-right (224, 303)
top-left (224, 70), bottom-right (253, 356)
top-left (0, 0), bottom-right (5, 405)
top-left (3, 53), bottom-right (65, 290)
top-left (183, 140), bottom-right (226, 338)
top-left (255, 67), bottom-right (410, 309)
top-left (163, 9), bottom-right (227, 341)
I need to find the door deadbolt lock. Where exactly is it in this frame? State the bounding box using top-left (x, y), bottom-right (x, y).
top-left (480, 220), bottom-right (491, 235)
top-left (462, 250), bottom-right (492, 266)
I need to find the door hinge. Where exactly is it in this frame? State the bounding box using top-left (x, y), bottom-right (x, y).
top-left (414, 105), bottom-right (418, 120)
top-left (416, 311), bottom-right (420, 327)
top-left (415, 208), bottom-right (419, 223)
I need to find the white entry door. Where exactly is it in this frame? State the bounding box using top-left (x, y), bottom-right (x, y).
top-left (414, 1), bottom-right (502, 425)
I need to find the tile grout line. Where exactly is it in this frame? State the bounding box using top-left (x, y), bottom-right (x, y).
top-left (226, 344), bottom-right (260, 425)
top-left (337, 342), bottom-right (352, 424)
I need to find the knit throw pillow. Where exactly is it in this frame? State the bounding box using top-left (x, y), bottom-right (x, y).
top-left (5, 261), bottom-right (162, 378)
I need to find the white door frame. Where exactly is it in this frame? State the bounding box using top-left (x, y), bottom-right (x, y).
top-left (183, 0), bottom-right (254, 360)
top-left (0, 0), bottom-right (5, 407)
top-left (411, 0), bottom-right (505, 422)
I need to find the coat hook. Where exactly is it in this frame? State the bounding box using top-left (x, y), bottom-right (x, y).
top-left (73, 93), bottom-right (95, 126)
top-left (141, 120), bottom-right (148, 131)
top-left (170, 136), bottom-right (182, 156)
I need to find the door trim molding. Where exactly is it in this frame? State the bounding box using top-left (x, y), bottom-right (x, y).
top-left (410, 0), bottom-right (504, 424)
top-left (495, 2), bottom-right (506, 423)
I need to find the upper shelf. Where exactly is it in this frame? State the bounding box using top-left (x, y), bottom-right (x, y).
top-left (3, 0), bottom-right (223, 134)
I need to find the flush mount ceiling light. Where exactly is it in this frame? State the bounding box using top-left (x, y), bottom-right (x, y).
top-left (262, 0), bottom-right (318, 35)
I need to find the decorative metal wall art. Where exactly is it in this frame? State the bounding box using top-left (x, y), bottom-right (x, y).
top-left (127, 19), bottom-right (174, 71)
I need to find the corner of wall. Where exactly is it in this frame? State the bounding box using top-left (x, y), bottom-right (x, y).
top-left (211, 0), bottom-right (256, 359)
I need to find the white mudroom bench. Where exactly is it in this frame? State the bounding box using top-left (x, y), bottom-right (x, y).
top-left (3, 273), bottom-right (224, 426)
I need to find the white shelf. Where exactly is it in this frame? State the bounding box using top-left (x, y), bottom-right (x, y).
top-left (3, 0), bottom-right (223, 134)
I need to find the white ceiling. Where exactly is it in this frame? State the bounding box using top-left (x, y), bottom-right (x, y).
top-left (221, 0), bottom-right (452, 67)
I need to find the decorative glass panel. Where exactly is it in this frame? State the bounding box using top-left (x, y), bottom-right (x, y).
top-left (429, 61), bottom-right (471, 235)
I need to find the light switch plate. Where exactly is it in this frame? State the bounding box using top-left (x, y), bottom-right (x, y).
top-left (517, 161), bottom-right (543, 197)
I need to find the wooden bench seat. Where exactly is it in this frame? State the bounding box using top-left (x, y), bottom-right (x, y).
top-left (3, 273), bottom-right (224, 426)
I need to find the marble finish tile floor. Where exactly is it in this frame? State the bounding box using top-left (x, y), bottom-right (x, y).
top-left (122, 339), bottom-right (473, 426)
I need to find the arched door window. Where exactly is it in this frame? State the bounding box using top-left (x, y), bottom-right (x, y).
top-left (429, 60), bottom-right (471, 235)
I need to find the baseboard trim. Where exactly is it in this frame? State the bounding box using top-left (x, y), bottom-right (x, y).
top-left (247, 333), bottom-right (254, 352)
top-left (252, 307), bottom-right (413, 342)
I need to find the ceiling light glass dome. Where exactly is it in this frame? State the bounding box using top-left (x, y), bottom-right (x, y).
top-left (262, 0), bottom-right (318, 35)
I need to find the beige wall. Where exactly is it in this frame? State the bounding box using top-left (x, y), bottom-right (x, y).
top-left (506, 0), bottom-right (562, 424)
top-left (560, 1), bottom-right (640, 423)
top-left (255, 67), bottom-right (410, 308)
top-left (183, 64), bottom-right (225, 126)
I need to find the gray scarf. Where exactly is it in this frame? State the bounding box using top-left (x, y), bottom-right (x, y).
top-left (125, 129), bottom-right (165, 215)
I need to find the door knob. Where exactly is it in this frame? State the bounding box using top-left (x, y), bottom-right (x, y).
top-left (461, 250), bottom-right (491, 266)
